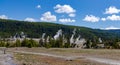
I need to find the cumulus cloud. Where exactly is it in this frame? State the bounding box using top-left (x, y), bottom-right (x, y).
top-left (105, 6), bottom-right (120, 14)
top-left (101, 18), bottom-right (106, 21)
top-left (40, 11), bottom-right (57, 22)
top-left (54, 4), bottom-right (76, 17)
top-left (106, 15), bottom-right (120, 21)
top-left (24, 17), bottom-right (36, 22)
top-left (101, 15), bottom-right (120, 21)
top-left (83, 15), bottom-right (100, 22)
top-left (0, 15), bottom-right (8, 19)
top-left (36, 5), bottom-right (41, 9)
top-left (59, 18), bottom-right (75, 23)
top-left (54, 4), bottom-right (76, 14)
top-left (102, 26), bottom-right (120, 30)
top-left (69, 14), bottom-right (76, 17)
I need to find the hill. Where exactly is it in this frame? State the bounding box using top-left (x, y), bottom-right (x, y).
top-left (0, 19), bottom-right (120, 48)
top-left (0, 19), bottom-right (120, 40)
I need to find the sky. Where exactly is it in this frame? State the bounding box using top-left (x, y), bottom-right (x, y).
top-left (0, 0), bottom-right (120, 29)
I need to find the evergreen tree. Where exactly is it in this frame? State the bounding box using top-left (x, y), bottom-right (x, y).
top-left (86, 40), bottom-right (92, 48)
top-left (6, 42), bottom-right (10, 48)
top-left (21, 38), bottom-right (29, 47)
top-left (15, 39), bottom-right (21, 47)
top-left (49, 39), bottom-right (55, 47)
top-left (29, 38), bottom-right (38, 47)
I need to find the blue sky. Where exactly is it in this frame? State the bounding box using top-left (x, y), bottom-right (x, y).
top-left (0, 0), bottom-right (120, 29)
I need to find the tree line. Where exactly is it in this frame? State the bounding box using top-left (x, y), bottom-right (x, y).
top-left (0, 37), bottom-right (120, 49)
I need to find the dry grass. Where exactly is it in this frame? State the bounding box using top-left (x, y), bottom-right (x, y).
top-left (5, 47), bottom-right (120, 65)
top-left (14, 52), bottom-right (107, 65)
top-left (10, 48), bottom-right (120, 60)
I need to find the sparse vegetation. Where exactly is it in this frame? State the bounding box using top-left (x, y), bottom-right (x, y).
top-left (12, 48), bottom-right (120, 65)
top-left (14, 50), bottom-right (108, 65)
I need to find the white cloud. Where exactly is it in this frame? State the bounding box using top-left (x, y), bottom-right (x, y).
top-left (83, 15), bottom-right (100, 22)
top-left (101, 18), bottom-right (106, 21)
top-left (59, 18), bottom-right (75, 23)
top-left (40, 11), bottom-right (57, 22)
top-left (24, 17), bottom-right (36, 22)
top-left (54, 4), bottom-right (76, 14)
top-left (105, 6), bottom-right (120, 14)
top-left (101, 15), bottom-right (120, 21)
top-left (36, 5), bottom-right (41, 9)
top-left (102, 26), bottom-right (120, 30)
top-left (69, 14), bottom-right (76, 17)
top-left (0, 15), bottom-right (8, 19)
top-left (107, 15), bottom-right (120, 21)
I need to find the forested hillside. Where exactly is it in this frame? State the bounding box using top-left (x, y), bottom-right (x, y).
top-left (0, 19), bottom-right (119, 40)
top-left (0, 19), bottom-right (120, 48)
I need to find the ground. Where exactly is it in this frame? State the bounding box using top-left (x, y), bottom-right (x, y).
top-left (0, 47), bottom-right (120, 65)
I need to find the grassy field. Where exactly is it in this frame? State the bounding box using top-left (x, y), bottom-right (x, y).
top-left (3, 48), bottom-right (119, 65)
top-left (10, 48), bottom-right (120, 60)
top-left (14, 53), bottom-right (107, 65)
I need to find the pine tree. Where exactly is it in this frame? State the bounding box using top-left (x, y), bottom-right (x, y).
top-left (86, 40), bottom-right (92, 48)
top-left (29, 38), bottom-right (38, 47)
top-left (21, 38), bottom-right (29, 47)
top-left (15, 39), bottom-right (21, 47)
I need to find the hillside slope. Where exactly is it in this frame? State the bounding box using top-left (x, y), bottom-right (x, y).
top-left (0, 19), bottom-right (119, 41)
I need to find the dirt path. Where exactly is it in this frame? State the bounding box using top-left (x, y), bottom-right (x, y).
top-left (15, 51), bottom-right (120, 65)
top-left (0, 51), bottom-right (16, 65)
